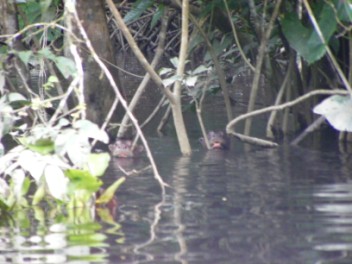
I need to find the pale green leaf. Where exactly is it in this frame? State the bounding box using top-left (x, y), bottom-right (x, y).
top-left (18, 150), bottom-right (45, 182)
top-left (85, 153), bottom-right (111, 177)
top-left (192, 65), bottom-right (209, 75)
top-left (66, 136), bottom-right (90, 168)
top-left (54, 56), bottom-right (76, 79)
top-left (44, 164), bottom-right (68, 201)
top-left (16, 50), bottom-right (33, 65)
top-left (0, 178), bottom-right (10, 198)
top-left (74, 120), bottom-right (109, 143)
top-left (162, 75), bottom-right (182, 87)
top-left (32, 185), bottom-right (45, 205)
top-left (0, 70), bottom-right (5, 94)
top-left (12, 169), bottom-right (25, 200)
top-left (159, 67), bottom-right (173, 76)
top-left (313, 95), bottom-right (352, 131)
top-left (185, 76), bottom-right (198, 87)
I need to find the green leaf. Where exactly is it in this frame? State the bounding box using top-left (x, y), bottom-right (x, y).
top-left (0, 70), bottom-right (4, 94)
top-left (40, 0), bottom-right (52, 14)
top-left (84, 153), bottom-right (111, 177)
top-left (96, 177), bottom-right (125, 205)
top-left (65, 169), bottom-right (102, 193)
top-left (162, 75), bottom-right (182, 87)
top-left (16, 50), bottom-right (33, 65)
top-left (170, 57), bottom-right (179, 68)
top-left (66, 135), bottom-right (90, 168)
top-left (7, 92), bottom-right (27, 103)
top-left (151, 4), bottom-right (164, 29)
top-left (38, 47), bottom-right (56, 60)
top-left (27, 138), bottom-right (55, 155)
top-left (18, 149), bottom-right (45, 182)
top-left (313, 95), bottom-right (352, 131)
top-left (0, 178), bottom-right (10, 198)
top-left (69, 233), bottom-right (107, 243)
top-left (159, 67), bottom-right (173, 76)
top-left (32, 185), bottom-right (45, 205)
top-left (334, 0), bottom-right (352, 23)
top-left (185, 76), bottom-right (198, 87)
top-left (282, 3), bottom-right (337, 64)
top-left (74, 120), bottom-right (109, 143)
top-left (0, 104), bottom-right (14, 137)
top-left (54, 56), bottom-right (77, 79)
top-left (55, 128), bottom-right (76, 156)
top-left (124, 0), bottom-right (153, 24)
top-left (11, 169), bottom-right (25, 200)
top-left (45, 165), bottom-right (69, 201)
top-left (192, 65), bottom-right (209, 75)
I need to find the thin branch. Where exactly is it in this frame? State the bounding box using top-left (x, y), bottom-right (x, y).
top-left (223, 0), bottom-right (255, 72)
top-left (303, 0), bottom-right (352, 95)
top-left (244, 0), bottom-right (282, 135)
top-left (226, 89), bottom-right (348, 147)
top-left (106, 0), bottom-right (175, 104)
top-left (117, 8), bottom-right (169, 137)
top-left (67, 1), bottom-right (168, 194)
top-left (266, 54), bottom-right (293, 138)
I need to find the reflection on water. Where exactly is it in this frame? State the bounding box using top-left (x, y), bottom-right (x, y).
top-left (0, 205), bottom-right (124, 263)
top-left (2, 137), bottom-right (352, 263)
top-left (112, 140), bottom-right (352, 264)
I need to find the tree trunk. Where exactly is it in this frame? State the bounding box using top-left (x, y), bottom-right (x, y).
top-left (75, 0), bottom-right (120, 126)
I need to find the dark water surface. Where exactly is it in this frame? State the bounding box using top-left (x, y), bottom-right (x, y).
top-left (107, 138), bottom-right (352, 264)
top-left (1, 136), bottom-right (352, 263)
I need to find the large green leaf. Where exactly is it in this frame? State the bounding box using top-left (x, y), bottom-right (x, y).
top-left (282, 3), bottom-right (337, 64)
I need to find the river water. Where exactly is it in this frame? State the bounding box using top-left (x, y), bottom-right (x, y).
top-left (106, 137), bottom-right (352, 264)
top-left (1, 132), bottom-right (351, 264)
top-left (1, 74), bottom-right (352, 263)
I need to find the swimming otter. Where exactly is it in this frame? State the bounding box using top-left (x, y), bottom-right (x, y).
top-left (108, 139), bottom-right (144, 158)
top-left (199, 131), bottom-right (229, 150)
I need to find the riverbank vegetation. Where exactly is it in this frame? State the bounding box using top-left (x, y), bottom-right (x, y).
top-left (0, 0), bottom-right (351, 211)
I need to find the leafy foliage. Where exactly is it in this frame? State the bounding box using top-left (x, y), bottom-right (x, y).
top-left (0, 93), bottom-right (121, 210)
top-left (282, 3), bottom-right (337, 64)
top-left (124, 0), bottom-right (154, 24)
